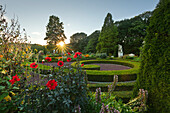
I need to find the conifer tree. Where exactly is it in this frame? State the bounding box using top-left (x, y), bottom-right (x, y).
top-left (133, 0), bottom-right (170, 112)
top-left (44, 15), bottom-right (66, 45)
top-left (96, 13), bottom-right (118, 56)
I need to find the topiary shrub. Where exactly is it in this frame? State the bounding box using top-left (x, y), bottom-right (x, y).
top-left (133, 0), bottom-right (170, 112)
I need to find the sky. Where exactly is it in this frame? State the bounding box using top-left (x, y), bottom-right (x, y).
top-left (1, 0), bottom-right (159, 45)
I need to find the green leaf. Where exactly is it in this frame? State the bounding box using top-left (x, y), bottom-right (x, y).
top-left (12, 86), bottom-right (19, 90)
top-left (0, 86), bottom-right (5, 90)
top-left (0, 92), bottom-right (8, 101)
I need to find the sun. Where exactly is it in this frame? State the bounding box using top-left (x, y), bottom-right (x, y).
top-left (58, 41), bottom-right (65, 47)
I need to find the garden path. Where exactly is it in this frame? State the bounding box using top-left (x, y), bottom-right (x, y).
top-left (40, 62), bottom-right (131, 70)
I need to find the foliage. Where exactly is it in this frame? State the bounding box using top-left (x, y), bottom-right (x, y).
top-left (85, 30), bottom-right (100, 53)
top-left (44, 15), bottom-right (66, 52)
top-left (18, 59), bottom-right (88, 113)
top-left (115, 11), bottom-right (152, 55)
top-left (87, 91), bottom-right (133, 113)
top-left (96, 13), bottom-right (118, 56)
top-left (30, 44), bottom-right (47, 54)
top-left (0, 5), bottom-right (33, 112)
top-left (70, 32), bottom-right (87, 52)
top-left (133, 0), bottom-right (170, 112)
top-left (127, 89), bottom-right (148, 112)
top-left (96, 53), bottom-right (107, 59)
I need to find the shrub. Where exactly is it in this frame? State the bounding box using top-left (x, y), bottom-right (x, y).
top-left (133, 0), bottom-right (170, 112)
top-left (17, 53), bottom-right (88, 113)
top-left (96, 53), bottom-right (107, 59)
top-left (0, 6), bottom-right (36, 112)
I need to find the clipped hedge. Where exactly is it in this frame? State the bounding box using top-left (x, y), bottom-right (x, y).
top-left (88, 82), bottom-right (135, 92)
top-left (82, 64), bottom-right (100, 70)
top-left (71, 60), bottom-right (140, 82)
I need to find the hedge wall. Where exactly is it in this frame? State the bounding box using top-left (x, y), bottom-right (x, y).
top-left (82, 64), bottom-right (100, 70)
top-left (133, 0), bottom-right (170, 112)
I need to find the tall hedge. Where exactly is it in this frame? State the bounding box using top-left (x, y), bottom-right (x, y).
top-left (133, 0), bottom-right (170, 112)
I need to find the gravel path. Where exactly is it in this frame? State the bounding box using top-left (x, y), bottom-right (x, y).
top-left (86, 63), bottom-right (131, 70)
top-left (40, 62), bottom-right (131, 71)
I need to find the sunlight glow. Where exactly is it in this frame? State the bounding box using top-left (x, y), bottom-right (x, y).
top-left (58, 41), bottom-right (65, 47)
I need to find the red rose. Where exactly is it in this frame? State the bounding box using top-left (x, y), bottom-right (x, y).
top-left (46, 79), bottom-right (57, 90)
top-left (57, 61), bottom-right (64, 67)
top-left (67, 57), bottom-right (71, 62)
top-left (45, 57), bottom-right (52, 62)
top-left (30, 62), bottom-right (38, 68)
top-left (68, 52), bottom-right (71, 55)
top-left (81, 64), bottom-right (84, 67)
top-left (9, 74), bottom-right (20, 85)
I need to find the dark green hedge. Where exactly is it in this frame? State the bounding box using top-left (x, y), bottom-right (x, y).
top-left (87, 74), bottom-right (137, 82)
top-left (88, 82), bottom-right (135, 92)
top-left (133, 1), bottom-right (170, 112)
top-left (71, 60), bottom-right (140, 82)
top-left (82, 64), bottom-right (100, 70)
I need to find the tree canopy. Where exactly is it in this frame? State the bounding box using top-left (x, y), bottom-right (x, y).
top-left (44, 15), bottom-right (66, 45)
top-left (70, 32), bottom-right (87, 52)
top-left (85, 30), bottom-right (100, 53)
top-left (96, 13), bottom-right (118, 56)
top-left (115, 11), bottom-right (152, 55)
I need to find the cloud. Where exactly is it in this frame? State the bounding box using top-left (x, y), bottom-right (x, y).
top-left (31, 32), bottom-right (41, 36)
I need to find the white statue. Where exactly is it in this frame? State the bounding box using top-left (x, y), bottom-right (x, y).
top-left (118, 44), bottom-right (123, 57)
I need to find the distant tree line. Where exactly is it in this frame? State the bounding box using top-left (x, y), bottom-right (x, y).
top-left (69, 11), bottom-right (152, 56)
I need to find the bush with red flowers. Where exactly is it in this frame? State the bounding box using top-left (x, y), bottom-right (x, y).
top-left (45, 57), bottom-right (52, 62)
top-left (17, 53), bottom-right (89, 113)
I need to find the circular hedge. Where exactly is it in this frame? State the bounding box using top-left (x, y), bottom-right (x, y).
top-left (82, 64), bottom-right (100, 70)
top-left (71, 59), bottom-right (140, 82)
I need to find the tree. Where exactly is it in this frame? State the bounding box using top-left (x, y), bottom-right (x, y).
top-left (96, 13), bottom-right (118, 56)
top-left (85, 30), bottom-right (100, 53)
top-left (70, 32), bottom-right (87, 52)
top-left (133, 0), bottom-right (170, 112)
top-left (115, 11), bottom-right (152, 55)
top-left (44, 15), bottom-right (66, 49)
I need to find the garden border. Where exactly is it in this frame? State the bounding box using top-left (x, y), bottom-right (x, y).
top-left (71, 59), bottom-right (140, 82)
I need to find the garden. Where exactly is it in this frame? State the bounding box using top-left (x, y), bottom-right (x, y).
top-left (0, 0), bottom-right (169, 113)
